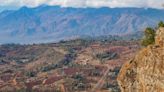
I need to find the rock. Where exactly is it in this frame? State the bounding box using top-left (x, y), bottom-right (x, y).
top-left (155, 27), bottom-right (164, 47)
top-left (117, 27), bottom-right (164, 92)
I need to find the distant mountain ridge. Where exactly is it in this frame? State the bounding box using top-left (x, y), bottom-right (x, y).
top-left (0, 5), bottom-right (164, 44)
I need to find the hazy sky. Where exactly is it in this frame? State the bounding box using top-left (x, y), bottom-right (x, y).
top-left (0, 0), bottom-right (164, 11)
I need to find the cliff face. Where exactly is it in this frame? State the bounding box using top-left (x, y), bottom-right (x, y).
top-left (117, 27), bottom-right (164, 92)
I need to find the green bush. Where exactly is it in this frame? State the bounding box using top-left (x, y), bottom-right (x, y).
top-left (25, 71), bottom-right (36, 77)
top-left (141, 27), bottom-right (155, 47)
top-left (158, 21), bottom-right (164, 28)
top-left (96, 51), bottom-right (118, 61)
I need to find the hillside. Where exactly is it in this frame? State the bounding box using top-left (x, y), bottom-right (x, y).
top-left (0, 5), bottom-right (164, 44)
top-left (0, 39), bottom-right (140, 92)
top-left (117, 27), bottom-right (164, 92)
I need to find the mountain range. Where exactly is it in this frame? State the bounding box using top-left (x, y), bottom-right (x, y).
top-left (0, 5), bottom-right (164, 44)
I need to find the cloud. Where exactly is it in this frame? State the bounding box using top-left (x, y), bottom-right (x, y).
top-left (0, 0), bottom-right (164, 9)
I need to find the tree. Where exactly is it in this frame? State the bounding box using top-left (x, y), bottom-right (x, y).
top-left (25, 71), bottom-right (36, 77)
top-left (141, 27), bottom-right (155, 47)
top-left (158, 21), bottom-right (164, 28)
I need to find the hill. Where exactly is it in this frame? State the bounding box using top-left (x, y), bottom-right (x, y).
top-left (0, 5), bottom-right (164, 44)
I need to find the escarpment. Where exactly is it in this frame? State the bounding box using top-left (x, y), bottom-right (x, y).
top-left (117, 27), bottom-right (164, 92)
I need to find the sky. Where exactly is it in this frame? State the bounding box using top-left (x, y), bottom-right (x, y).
top-left (0, 0), bottom-right (164, 11)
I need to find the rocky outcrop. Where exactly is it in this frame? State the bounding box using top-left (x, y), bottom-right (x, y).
top-left (117, 27), bottom-right (164, 92)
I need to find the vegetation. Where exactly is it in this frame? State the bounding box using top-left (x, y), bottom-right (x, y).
top-left (96, 51), bottom-right (118, 62)
top-left (41, 48), bottom-right (77, 72)
top-left (158, 21), bottom-right (164, 28)
top-left (26, 71), bottom-right (36, 77)
top-left (141, 21), bottom-right (164, 47)
top-left (141, 27), bottom-right (155, 47)
top-left (0, 34), bottom-right (140, 92)
top-left (41, 63), bottom-right (58, 72)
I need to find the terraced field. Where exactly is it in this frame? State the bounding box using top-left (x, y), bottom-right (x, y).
top-left (0, 39), bottom-right (140, 92)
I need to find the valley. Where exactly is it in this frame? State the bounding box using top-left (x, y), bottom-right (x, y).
top-left (0, 38), bottom-right (140, 92)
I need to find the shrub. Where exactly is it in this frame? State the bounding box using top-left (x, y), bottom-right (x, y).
top-left (96, 51), bottom-right (118, 61)
top-left (25, 71), bottom-right (36, 77)
top-left (141, 27), bottom-right (155, 47)
top-left (158, 21), bottom-right (164, 28)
